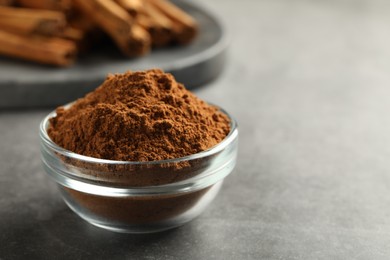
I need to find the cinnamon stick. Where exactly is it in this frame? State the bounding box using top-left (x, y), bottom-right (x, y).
top-left (68, 12), bottom-right (105, 52)
top-left (135, 14), bottom-right (169, 47)
top-left (147, 0), bottom-right (197, 45)
top-left (61, 26), bottom-right (84, 42)
top-left (0, 0), bottom-right (14, 6)
top-left (114, 0), bottom-right (142, 17)
top-left (0, 30), bottom-right (77, 66)
top-left (136, 1), bottom-right (173, 47)
top-left (73, 0), bottom-right (150, 56)
top-left (15, 0), bottom-right (70, 10)
top-left (0, 6), bottom-right (66, 36)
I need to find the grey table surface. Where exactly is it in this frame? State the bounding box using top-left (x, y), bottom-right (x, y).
top-left (2, 0), bottom-right (390, 259)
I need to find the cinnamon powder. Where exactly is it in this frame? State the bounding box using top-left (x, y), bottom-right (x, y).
top-left (47, 69), bottom-right (231, 228)
top-left (48, 69), bottom-right (230, 162)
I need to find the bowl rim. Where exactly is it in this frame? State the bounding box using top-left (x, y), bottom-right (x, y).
top-left (40, 104), bottom-right (238, 166)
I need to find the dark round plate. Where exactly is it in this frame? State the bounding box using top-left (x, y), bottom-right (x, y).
top-left (0, 0), bottom-right (228, 108)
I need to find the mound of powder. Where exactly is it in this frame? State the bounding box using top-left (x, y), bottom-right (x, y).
top-left (48, 69), bottom-right (230, 161)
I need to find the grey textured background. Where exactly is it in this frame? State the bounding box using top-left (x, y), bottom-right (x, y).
top-left (2, 0), bottom-right (390, 259)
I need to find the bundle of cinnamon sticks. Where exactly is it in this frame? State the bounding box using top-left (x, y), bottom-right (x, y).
top-left (0, 0), bottom-right (198, 66)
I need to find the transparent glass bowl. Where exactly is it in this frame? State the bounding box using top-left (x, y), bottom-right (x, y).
top-left (39, 107), bottom-right (238, 233)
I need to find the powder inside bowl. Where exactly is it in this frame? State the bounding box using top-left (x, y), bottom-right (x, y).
top-left (48, 69), bottom-right (230, 162)
top-left (44, 69), bottom-right (235, 231)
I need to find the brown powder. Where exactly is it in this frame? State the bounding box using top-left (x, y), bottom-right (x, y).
top-left (61, 186), bottom-right (211, 225)
top-left (48, 69), bottom-right (230, 162)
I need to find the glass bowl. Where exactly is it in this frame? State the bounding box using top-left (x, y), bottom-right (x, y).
top-left (39, 107), bottom-right (238, 233)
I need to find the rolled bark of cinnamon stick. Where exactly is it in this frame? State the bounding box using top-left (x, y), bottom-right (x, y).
top-left (0, 30), bottom-right (77, 66)
top-left (68, 12), bottom-right (105, 52)
top-left (15, 0), bottom-right (70, 10)
top-left (147, 0), bottom-right (198, 45)
top-left (61, 26), bottom-right (84, 42)
top-left (114, 0), bottom-right (142, 17)
top-left (136, 1), bottom-right (173, 47)
top-left (0, 0), bottom-right (14, 6)
top-left (73, 0), bottom-right (150, 57)
top-left (0, 6), bottom-right (66, 36)
top-left (136, 14), bottom-right (170, 47)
